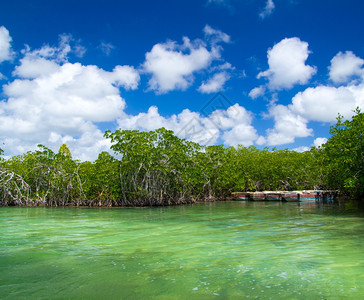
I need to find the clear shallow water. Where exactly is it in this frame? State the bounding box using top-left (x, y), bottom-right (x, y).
top-left (1, 201), bottom-right (364, 299)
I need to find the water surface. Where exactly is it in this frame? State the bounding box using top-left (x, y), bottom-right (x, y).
top-left (1, 201), bottom-right (364, 299)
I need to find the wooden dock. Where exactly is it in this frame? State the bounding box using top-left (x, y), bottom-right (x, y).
top-left (232, 190), bottom-right (337, 202)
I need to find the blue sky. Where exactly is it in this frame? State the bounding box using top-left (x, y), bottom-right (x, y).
top-left (1, 0), bottom-right (364, 160)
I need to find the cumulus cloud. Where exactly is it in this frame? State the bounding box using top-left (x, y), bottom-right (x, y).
top-left (0, 26), bottom-right (14, 78)
top-left (0, 36), bottom-right (140, 161)
top-left (257, 37), bottom-right (316, 90)
top-left (106, 65), bottom-right (140, 90)
top-left (117, 103), bottom-right (260, 147)
top-left (143, 38), bottom-right (213, 94)
top-left (203, 25), bottom-right (231, 44)
top-left (1, 61), bottom-right (139, 148)
top-left (19, 34), bottom-right (86, 64)
top-left (265, 104), bottom-right (313, 146)
top-left (118, 106), bottom-right (220, 145)
top-left (13, 56), bottom-right (59, 79)
top-left (290, 84), bottom-right (364, 122)
top-left (249, 85), bottom-right (266, 99)
top-left (143, 26), bottom-right (230, 94)
top-left (261, 50), bottom-right (364, 147)
top-left (198, 71), bottom-right (230, 93)
top-left (329, 51), bottom-right (364, 84)
top-left (292, 137), bottom-right (328, 152)
top-left (293, 137), bottom-right (328, 152)
top-left (259, 0), bottom-right (275, 19)
top-left (313, 137), bottom-right (327, 148)
top-left (218, 105), bottom-right (260, 146)
top-left (0, 26), bottom-right (14, 63)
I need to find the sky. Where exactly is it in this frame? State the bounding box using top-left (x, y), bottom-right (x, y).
top-left (0, 0), bottom-right (364, 161)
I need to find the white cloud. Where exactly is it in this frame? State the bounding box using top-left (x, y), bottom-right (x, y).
top-left (290, 84), bottom-right (364, 122)
top-left (143, 26), bottom-right (230, 94)
top-left (68, 128), bottom-right (112, 162)
top-left (20, 33), bottom-right (86, 64)
top-left (292, 137), bottom-right (328, 152)
top-left (0, 26), bottom-right (14, 63)
top-left (293, 146), bottom-right (310, 153)
top-left (117, 103), bottom-right (260, 147)
top-left (211, 62), bottom-right (235, 71)
top-left (293, 138), bottom-right (328, 152)
top-left (203, 25), bottom-right (231, 44)
top-left (143, 38), bottom-right (214, 94)
top-left (1, 62), bottom-right (133, 133)
top-left (13, 57), bottom-right (59, 79)
top-left (198, 71), bottom-right (230, 93)
top-left (313, 137), bottom-right (327, 148)
top-left (265, 104), bottom-right (313, 146)
top-left (222, 124), bottom-right (259, 147)
top-left (261, 50), bottom-right (364, 148)
top-left (257, 37), bottom-right (316, 90)
top-left (255, 136), bottom-right (266, 146)
top-left (106, 65), bottom-right (140, 90)
top-left (329, 51), bottom-right (364, 84)
top-left (99, 41), bottom-right (115, 56)
top-left (118, 106), bottom-right (220, 145)
top-left (209, 103), bottom-right (251, 129)
top-left (259, 0), bottom-right (275, 19)
top-left (0, 37), bottom-right (140, 161)
top-left (249, 85), bottom-right (266, 99)
top-left (218, 104), bottom-right (259, 146)
top-left (12, 35), bottom-right (83, 79)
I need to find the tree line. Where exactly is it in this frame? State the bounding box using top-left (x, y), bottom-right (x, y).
top-left (1, 110), bottom-right (363, 206)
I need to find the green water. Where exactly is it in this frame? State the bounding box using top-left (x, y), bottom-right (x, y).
top-left (1, 201), bottom-right (364, 299)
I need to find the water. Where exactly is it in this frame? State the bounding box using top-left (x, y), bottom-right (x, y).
top-left (1, 201), bottom-right (364, 299)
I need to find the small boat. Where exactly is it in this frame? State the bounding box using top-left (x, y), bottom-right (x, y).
top-left (232, 192), bottom-right (250, 200)
top-left (264, 191), bottom-right (282, 201)
top-left (251, 192), bottom-right (265, 201)
top-left (298, 190), bottom-right (317, 201)
top-left (282, 192), bottom-right (300, 202)
top-left (231, 190), bottom-right (338, 202)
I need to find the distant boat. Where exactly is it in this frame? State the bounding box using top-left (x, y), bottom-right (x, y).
top-left (264, 191), bottom-right (283, 201)
top-left (251, 192), bottom-right (265, 201)
top-left (232, 192), bottom-right (249, 200)
top-left (231, 190), bottom-right (337, 202)
top-left (298, 190), bottom-right (317, 201)
top-left (282, 192), bottom-right (300, 202)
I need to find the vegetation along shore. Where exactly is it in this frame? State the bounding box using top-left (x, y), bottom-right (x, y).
top-left (1, 109), bottom-right (363, 207)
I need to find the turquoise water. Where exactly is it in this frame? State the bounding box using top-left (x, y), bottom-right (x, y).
top-left (1, 201), bottom-right (364, 299)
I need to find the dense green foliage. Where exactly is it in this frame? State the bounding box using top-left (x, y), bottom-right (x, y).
top-left (320, 108), bottom-right (364, 198)
top-left (0, 109), bottom-right (363, 206)
top-left (104, 128), bottom-right (202, 205)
